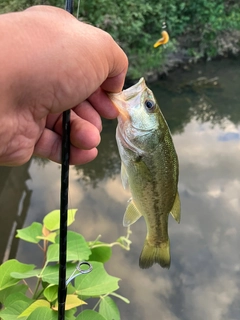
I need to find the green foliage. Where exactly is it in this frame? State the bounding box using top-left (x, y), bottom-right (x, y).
top-left (80, 0), bottom-right (240, 77)
top-left (81, 0), bottom-right (169, 78)
top-left (0, 0), bottom-right (240, 78)
top-left (175, 0), bottom-right (240, 59)
top-left (0, 209), bottom-right (131, 319)
top-left (0, 0), bottom-right (64, 13)
top-left (99, 296), bottom-right (120, 320)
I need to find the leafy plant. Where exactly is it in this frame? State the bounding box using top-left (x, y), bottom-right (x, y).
top-left (1, 0), bottom-right (240, 79)
top-left (0, 209), bottom-right (131, 320)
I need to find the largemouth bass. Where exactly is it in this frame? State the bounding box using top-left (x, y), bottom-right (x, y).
top-left (109, 78), bottom-right (180, 269)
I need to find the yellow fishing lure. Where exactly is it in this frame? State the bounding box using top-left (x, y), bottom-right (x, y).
top-left (153, 30), bottom-right (169, 48)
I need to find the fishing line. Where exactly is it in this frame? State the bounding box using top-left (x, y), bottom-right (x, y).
top-left (153, 3), bottom-right (169, 48)
top-left (162, 0), bottom-right (169, 46)
top-left (76, 0), bottom-right (81, 20)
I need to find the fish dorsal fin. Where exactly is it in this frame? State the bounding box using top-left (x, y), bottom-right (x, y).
top-left (123, 199), bottom-right (142, 227)
top-left (121, 163), bottom-right (129, 190)
top-left (170, 191), bottom-right (181, 223)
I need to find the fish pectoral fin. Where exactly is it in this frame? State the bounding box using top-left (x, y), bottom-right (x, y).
top-left (123, 200), bottom-right (142, 227)
top-left (170, 191), bottom-right (181, 223)
top-left (121, 163), bottom-right (129, 189)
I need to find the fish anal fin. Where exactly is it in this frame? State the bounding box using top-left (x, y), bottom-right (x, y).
top-left (123, 200), bottom-right (142, 227)
top-left (170, 191), bottom-right (181, 223)
top-left (139, 238), bottom-right (170, 269)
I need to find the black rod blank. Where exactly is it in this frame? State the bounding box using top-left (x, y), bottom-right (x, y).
top-left (58, 2), bottom-right (74, 319)
top-left (58, 109), bottom-right (71, 320)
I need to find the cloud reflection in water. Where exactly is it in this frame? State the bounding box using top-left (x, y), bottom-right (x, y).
top-left (16, 117), bottom-right (239, 320)
top-left (15, 58), bottom-right (240, 319)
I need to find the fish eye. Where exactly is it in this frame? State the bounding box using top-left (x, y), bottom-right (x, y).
top-left (144, 99), bottom-right (155, 111)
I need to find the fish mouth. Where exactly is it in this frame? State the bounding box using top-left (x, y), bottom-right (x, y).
top-left (108, 92), bottom-right (130, 121)
top-left (123, 77), bottom-right (146, 100)
top-left (111, 98), bottom-right (130, 121)
top-left (109, 77), bottom-right (147, 121)
top-left (118, 108), bottom-right (130, 121)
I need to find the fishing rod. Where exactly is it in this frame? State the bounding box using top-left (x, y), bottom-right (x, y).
top-left (58, 1), bottom-right (92, 319)
top-left (58, 1), bottom-right (73, 319)
top-left (58, 109), bottom-right (70, 320)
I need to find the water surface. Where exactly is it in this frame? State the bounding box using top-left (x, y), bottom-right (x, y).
top-left (0, 58), bottom-right (240, 319)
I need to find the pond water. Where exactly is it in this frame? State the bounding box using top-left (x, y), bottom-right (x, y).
top-left (0, 58), bottom-right (240, 319)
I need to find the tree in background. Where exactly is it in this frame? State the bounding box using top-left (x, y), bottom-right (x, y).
top-left (1, 0), bottom-right (240, 79)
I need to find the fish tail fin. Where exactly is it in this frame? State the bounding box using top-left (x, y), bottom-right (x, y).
top-left (139, 238), bottom-right (170, 269)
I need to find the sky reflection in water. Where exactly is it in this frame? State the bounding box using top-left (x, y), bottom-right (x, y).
top-left (5, 59), bottom-right (240, 319)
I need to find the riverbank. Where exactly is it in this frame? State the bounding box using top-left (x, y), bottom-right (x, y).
top-left (1, 1), bottom-right (240, 82)
top-left (142, 28), bottom-right (240, 83)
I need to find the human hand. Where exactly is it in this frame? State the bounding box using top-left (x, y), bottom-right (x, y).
top-left (0, 6), bottom-right (128, 166)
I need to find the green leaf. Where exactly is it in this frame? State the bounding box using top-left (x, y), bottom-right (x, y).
top-left (0, 293), bottom-right (33, 320)
top-left (47, 231), bottom-right (91, 262)
top-left (75, 262), bottom-right (120, 298)
top-left (16, 222), bottom-right (42, 243)
top-left (64, 294), bottom-right (86, 310)
top-left (43, 209), bottom-right (77, 231)
top-left (25, 307), bottom-right (58, 320)
top-left (41, 265), bottom-right (60, 285)
top-left (37, 231), bottom-right (57, 243)
top-left (10, 269), bottom-right (41, 280)
top-left (66, 231), bottom-right (91, 261)
top-left (19, 300), bottom-right (50, 317)
top-left (4, 292), bottom-right (32, 307)
top-left (52, 294), bottom-right (86, 311)
top-left (89, 244), bottom-right (112, 263)
top-left (65, 308), bottom-right (77, 320)
top-left (66, 284), bottom-right (76, 294)
top-left (0, 260), bottom-right (35, 290)
top-left (0, 284), bottom-right (27, 304)
top-left (65, 294), bottom-right (86, 310)
top-left (22, 306), bottom-right (75, 320)
top-left (99, 296), bottom-right (120, 320)
top-left (43, 285), bottom-right (58, 302)
top-left (76, 310), bottom-right (106, 320)
top-left (41, 263), bottom-right (77, 285)
top-left (45, 244), bottom-right (59, 263)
